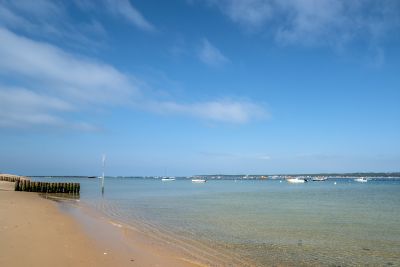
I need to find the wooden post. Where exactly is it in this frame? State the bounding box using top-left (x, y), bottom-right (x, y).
top-left (14, 180), bottom-right (19, 191)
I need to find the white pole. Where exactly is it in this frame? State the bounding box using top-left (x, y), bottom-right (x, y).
top-left (102, 154), bottom-right (106, 193)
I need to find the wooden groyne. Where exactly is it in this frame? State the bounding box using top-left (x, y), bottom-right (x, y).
top-left (14, 180), bottom-right (80, 194)
top-left (0, 174), bottom-right (80, 194)
top-left (0, 174), bottom-right (28, 182)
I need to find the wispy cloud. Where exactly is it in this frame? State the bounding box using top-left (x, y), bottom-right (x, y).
top-left (198, 38), bottom-right (229, 66)
top-left (72, 0), bottom-right (155, 32)
top-left (0, 85), bottom-right (97, 131)
top-left (0, 27), bottom-right (266, 130)
top-left (0, 26), bottom-right (136, 130)
top-left (0, 0), bottom-right (155, 50)
top-left (103, 0), bottom-right (155, 32)
top-left (209, 0), bottom-right (274, 29)
top-left (152, 99), bottom-right (267, 123)
top-left (0, 27), bottom-right (136, 105)
top-left (0, 0), bottom-right (107, 49)
top-left (203, 0), bottom-right (400, 49)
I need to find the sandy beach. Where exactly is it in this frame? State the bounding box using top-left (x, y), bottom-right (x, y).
top-left (0, 181), bottom-right (200, 267)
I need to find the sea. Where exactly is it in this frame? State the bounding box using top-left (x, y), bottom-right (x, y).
top-left (31, 177), bottom-right (400, 266)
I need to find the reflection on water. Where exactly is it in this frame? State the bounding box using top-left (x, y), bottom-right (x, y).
top-left (32, 177), bottom-right (400, 266)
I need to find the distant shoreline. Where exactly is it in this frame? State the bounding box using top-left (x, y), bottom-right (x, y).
top-left (25, 174), bottom-right (400, 180)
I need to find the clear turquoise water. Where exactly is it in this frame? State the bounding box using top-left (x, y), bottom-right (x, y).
top-left (33, 177), bottom-right (400, 266)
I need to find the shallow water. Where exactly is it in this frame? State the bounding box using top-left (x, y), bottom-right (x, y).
top-left (32, 177), bottom-right (400, 266)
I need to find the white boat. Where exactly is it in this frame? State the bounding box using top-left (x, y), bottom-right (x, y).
top-left (354, 177), bottom-right (368, 183)
top-left (312, 176), bottom-right (327, 181)
top-left (287, 177), bottom-right (307, 183)
top-left (192, 178), bottom-right (206, 183)
top-left (162, 177), bottom-right (175, 181)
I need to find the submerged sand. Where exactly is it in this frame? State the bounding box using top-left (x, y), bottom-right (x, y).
top-left (0, 181), bottom-right (200, 267)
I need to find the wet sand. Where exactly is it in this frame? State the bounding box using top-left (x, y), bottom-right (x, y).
top-left (0, 181), bottom-right (201, 267)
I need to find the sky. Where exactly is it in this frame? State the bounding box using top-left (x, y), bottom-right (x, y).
top-left (0, 0), bottom-right (399, 176)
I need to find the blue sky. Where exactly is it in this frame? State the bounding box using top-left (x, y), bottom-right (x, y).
top-left (0, 0), bottom-right (399, 176)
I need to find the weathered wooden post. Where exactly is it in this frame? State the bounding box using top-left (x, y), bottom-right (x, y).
top-left (14, 180), bottom-right (19, 191)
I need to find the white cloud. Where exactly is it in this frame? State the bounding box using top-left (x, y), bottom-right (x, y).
top-left (0, 4), bottom-right (30, 29)
top-left (0, 27), bottom-right (136, 130)
top-left (0, 86), bottom-right (73, 112)
top-left (154, 99), bottom-right (267, 123)
top-left (257, 155), bottom-right (271, 160)
top-left (0, 86), bottom-right (97, 131)
top-left (0, 27), bottom-right (136, 105)
top-left (73, 0), bottom-right (155, 32)
top-left (204, 0), bottom-right (400, 48)
top-left (104, 0), bottom-right (155, 32)
top-left (0, 0), bottom-right (107, 49)
top-left (198, 38), bottom-right (229, 66)
top-left (0, 28), bottom-right (266, 130)
top-left (6, 0), bottom-right (64, 18)
top-left (275, 0), bottom-right (348, 45)
top-left (0, 0), bottom-right (155, 50)
top-left (209, 0), bottom-right (274, 29)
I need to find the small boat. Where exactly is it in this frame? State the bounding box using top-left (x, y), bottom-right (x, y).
top-left (87, 176), bottom-right (97, 179)
top-left (312, 176), bottom-right (327, 181)
top-left (192, 178), bottom-right (206, 183)
top-left (354, 177), bottom-right (368, 183)
top-left (162, 177), bottom-right (176, 181)
top-left (287, 177), bottom-right (307, 183)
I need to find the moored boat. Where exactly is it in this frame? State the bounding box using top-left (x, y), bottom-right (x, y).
top-left (287, 177), bottom-right (307, 183)
top-left (312, 176), bottom-right (327, 181)
top-left (354, 177), bottom-right (368, 183)
top-left (162, 177), bottom-right (176, 181)
top-left (192, 178), bottom-right (206, 183)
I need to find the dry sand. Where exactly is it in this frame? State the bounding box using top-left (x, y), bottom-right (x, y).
top-left (0, 181), bottom-right (201, 267)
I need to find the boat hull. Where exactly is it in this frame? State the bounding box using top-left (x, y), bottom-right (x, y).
top-left (192, 179), bottom-right (206, 183)
top-left (354, 178), bottom-right (368, 183)
top-left (162, 178), bottom-right (175, 181)
top-left (287, 178), bottom-right (306, 184)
